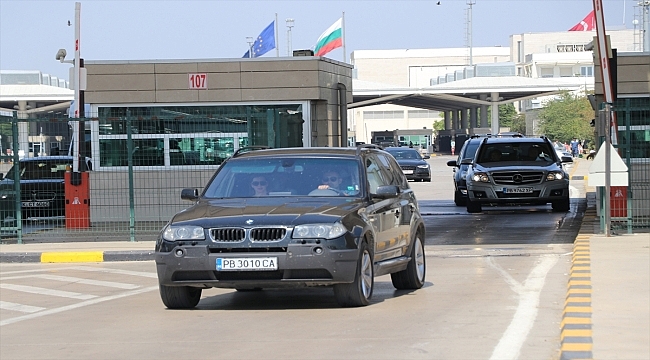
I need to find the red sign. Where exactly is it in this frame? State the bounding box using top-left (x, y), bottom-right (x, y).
top-left (189, 73), bottom-right (207, 89)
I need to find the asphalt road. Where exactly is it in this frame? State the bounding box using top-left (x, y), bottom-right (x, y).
top-left (0, 155), bottom-right (578, 359)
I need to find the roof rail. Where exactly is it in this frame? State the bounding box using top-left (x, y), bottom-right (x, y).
top-left (356, 143), bottom-right (383, 156)
top-left (232, 146), bottom-right (271, 158)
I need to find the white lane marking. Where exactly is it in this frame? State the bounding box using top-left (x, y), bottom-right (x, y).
top-left (0, 301), bottom-right (45, 314)
top-left (0, 283), bottom-right (97, 300)
top-left (0, 267), bottom-right (75, 276)
top-left (0, 285), bottom-right (159, 327)
top-left (488, 255), bottom-right (559, 360)
top-left (69, 266), bottom-right (158, 279)
top-left (33, 274), bottom-right (140, 290)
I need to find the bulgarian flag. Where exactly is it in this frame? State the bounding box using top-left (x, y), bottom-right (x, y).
top-left (315, 18), bottom-right (343, 57)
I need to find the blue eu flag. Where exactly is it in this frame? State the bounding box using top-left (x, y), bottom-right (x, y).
top-left (242, 21), bottom-right (276, 58)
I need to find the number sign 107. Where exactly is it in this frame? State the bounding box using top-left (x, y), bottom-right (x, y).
top-left (188, 73), bottom-right (207, 89)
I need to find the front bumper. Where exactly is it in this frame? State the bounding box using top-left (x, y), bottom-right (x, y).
top-left (466, 181), bottom-right (569, 205)
top-left (405, 169), bottom-right (431, 181)
top-left (155, 241), bottom-right (360, 288)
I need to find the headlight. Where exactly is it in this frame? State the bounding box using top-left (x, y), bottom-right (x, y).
top-left (546, 171), bottom-right (564, 181)
top-left (162, 225), bottom-right (205, 241)
top-left (293, 223), bottom-right (348, 239)
top-left (471, 172), bottom-right (490, 182)
top-left (417, 164), bottom-right (430, 169)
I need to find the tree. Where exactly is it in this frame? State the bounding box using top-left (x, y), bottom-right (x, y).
top-left (537, 91), bottom-right (594, 144)
top-left (498, 104), bottom-right (517, 128)
top-left (432, 119), bottom-right (445, 131)
top-left (510, 113), bottom-right (526, 134)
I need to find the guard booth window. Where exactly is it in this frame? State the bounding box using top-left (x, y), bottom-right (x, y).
top-left (95, 104), bottom-right (305, 168)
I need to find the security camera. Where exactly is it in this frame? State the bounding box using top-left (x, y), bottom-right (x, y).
top-left (55, 48), bottom-right (67, 62)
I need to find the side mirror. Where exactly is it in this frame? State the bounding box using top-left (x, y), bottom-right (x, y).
top-left (0, 173), bottom-right (3, 180)
top-left (181, 188), bottom-right (199, 201)
top-left (446, 160), bottom-right (457, 167)
top-left (372, 185), bottom-right (400, 199)
top-left (423, 155), bottom-right (431, 159)
top-left (460, 158), bottom-right (473, 165)
top-left (561, 156), bottom-right (573, 163)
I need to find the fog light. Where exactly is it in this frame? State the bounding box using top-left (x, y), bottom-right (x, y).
top-left (313, 247), bottom-right (323, 255)
top-left (174, 248), bottom-right (185, 257)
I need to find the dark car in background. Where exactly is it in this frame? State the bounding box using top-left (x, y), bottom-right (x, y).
top-left (384, 147), bottom-right (431, 182)
top-left (463, 136), bottom-right (572, 213)
top-left (446, 135), bottom-right (484, 205)
top-left (0, 156), bottom-right (92, 224)
top-left (155, 145), bottom-right (426, 309)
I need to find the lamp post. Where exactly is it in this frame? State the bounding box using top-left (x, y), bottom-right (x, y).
top-left (286, 18), bottom-right (295, 56)
top-left (246, 37), bottom-right (254, 58)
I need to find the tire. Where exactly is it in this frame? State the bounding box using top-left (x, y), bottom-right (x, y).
top-left (454, 190), bottom-right (466, 206)
top-left (424, 178), bottom-right (431, 182)
top-left (159, 284), bottom-right (202, 309)
top-left (334, 241), bottom-right (373, 307)
top-left (391, 232), bottom-right (426, 290)
top-left (552, 196), bottom-right (570, 212)
top-left (466, 198), bottom-right (482, 213)
top-left (235, 287), bottom-right (263, 292)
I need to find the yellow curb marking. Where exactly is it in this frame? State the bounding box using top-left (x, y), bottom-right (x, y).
top-left (561, 343), bottom-right (593, 351)
top-left (561, 329), bottom-right (592, 340)
top-left (565, 297), bottom-right (592, 304)
top-left (564, 306), bottom-right (593, 313)
top-left (41, 251), bottom-right (104, 263)
top-left (561, 317), bottom-right (593, 326)
top-left (567, 289), bottom-right (592, 295)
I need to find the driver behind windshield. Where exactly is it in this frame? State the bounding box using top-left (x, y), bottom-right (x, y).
top-left (319, 170), bottom-right (342, 190)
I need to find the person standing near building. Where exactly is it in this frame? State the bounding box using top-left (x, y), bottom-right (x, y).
top-left (570, 138), bottom-right (580, 157)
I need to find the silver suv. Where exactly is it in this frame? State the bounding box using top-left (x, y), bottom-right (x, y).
top-left (463, 137), bottom-right (572, 213)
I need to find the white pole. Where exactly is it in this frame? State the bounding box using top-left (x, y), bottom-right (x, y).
top-left (275, 13), bottom-right (279, 57)
top-left (73, 2), bottom-right (81, 172)
top-left (342, 12), bottom-right (347, 63)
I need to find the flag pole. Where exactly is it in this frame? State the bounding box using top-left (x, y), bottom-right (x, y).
top-left (342, 12), bottom-right (347, 63)
top-left (275, 13), bottom-right (279, 57)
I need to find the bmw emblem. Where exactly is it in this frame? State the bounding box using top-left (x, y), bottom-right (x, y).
top-left (246, 219), bottom-right (254, 225)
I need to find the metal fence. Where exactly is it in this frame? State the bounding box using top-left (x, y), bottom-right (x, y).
top-left (605, 98), bottom-right (650, 233)
top-left (1, 107), bottom-right (305, 243)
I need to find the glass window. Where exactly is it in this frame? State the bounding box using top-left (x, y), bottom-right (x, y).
top-left (203, 157), bottom-right (361, 198)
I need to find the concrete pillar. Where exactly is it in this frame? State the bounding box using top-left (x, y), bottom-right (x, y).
top-left (17, 100), bottom-right (29, 158)
top-left (491, 91), bottom-right (500, 135)
top-left (479, 94), bottom-right (489, 128)
top-left (460, 108), bottom-right (468, 129)
top-left (444, 111), bottom-right (451, 130)
top-left (470, 107), bottom-right (478, 129)
top-left (451, 110), bottom-right (459, 130)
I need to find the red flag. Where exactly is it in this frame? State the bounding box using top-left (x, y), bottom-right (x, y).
top-left (568, 10), bottom-right (596, 31)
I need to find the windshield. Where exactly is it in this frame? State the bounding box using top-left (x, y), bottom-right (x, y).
top-left (385, 148), bottom-right (422, 160)
top-left (476, 142), bottom-right (556, 164)
top-left (4, 159), bottom-right (74, 180)
top-left (203, 157), bottom-right (362, 198)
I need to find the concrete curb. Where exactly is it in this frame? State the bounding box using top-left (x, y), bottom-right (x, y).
top-left (0, 250), bottom-right (155, 263)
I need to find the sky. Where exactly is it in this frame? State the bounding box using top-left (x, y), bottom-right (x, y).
top-left (0, 0), bottom-right (640, 82)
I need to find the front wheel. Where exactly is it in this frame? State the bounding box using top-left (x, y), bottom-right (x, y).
top-left (159, 284), bottom-right (202, 309)
top-left (454, 190), bottom-right (466, 206)
top-left (552, 196), bottom-right (570, 212)
top-left (391, 233), bottom-right (426, 289)
top-left (466, 198), bottom-right (482, 213)
top-left (334, 241), bottom-right (373, 307)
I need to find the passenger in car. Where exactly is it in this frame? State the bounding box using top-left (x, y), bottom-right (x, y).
top-left (250, 176), bottom-right (269, 196)
top-left (488, 150), bottom-right (502, 162)
top-left (319, 170), bottom-right (343, 190)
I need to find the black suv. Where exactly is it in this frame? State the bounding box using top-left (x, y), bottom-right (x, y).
top-left (384, 147), bottom-right (431, 182)
top-left (0, 156), bottom-right (92, 224)
top-left (463, 137), bottom-right (572, 213)
top-left (155, 145), bottom-right (426, 309)
top-left (446, 136), bottom-right (484, 205)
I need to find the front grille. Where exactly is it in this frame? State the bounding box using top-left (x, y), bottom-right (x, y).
top-left (400, 165), bottom-right (416, 171)
top-left (210, 228), bottom-right (245, 242)
top-left (492, 171), bottom-right (544, 185)
top-left (215, 270), bottom-right (284, 281)
top-left (209, 247), bottom-right (287, 253)
top-left (250, 227), bottom-right (287, 242)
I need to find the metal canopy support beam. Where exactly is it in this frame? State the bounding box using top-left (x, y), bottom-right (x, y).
top-left (444, 111), bottom-right (451, 130)
top-left (461, 108), bottom-right (468, 129)
top-left (470, 107), bottom-right (478, 128)
top-left (347, 94), bottom-right (411, 109)
top-left (479, 94), bottom-right (488, 128)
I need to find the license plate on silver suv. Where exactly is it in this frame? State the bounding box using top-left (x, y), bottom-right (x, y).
top-left (503, 187), bottom-right (533, 194)
top-left (216, 257), bottom-right (278, 271)
top-left (22, 201), bottom-right (50, 207)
